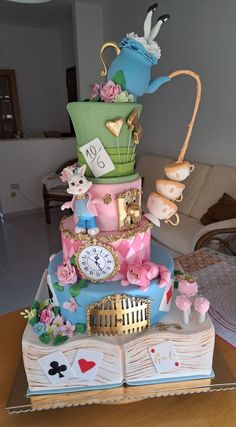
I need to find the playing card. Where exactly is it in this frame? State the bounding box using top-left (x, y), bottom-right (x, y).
top-left (38, 351), bottom-right (75, 385)
top-left (148, 341), bottom-right (180, 374)
top-left (72, 349), bottom-right (103, 381)
top-left (159, 279), bottom-right (174, 312)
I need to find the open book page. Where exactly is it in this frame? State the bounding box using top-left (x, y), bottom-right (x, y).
top-left (123, 328), bottom-right (215, 384)
top-left (24, 337), bottom-right (123, 392)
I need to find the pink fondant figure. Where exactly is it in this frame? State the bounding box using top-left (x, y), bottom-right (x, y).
top-left (121, 259), bottom-right (171, 291)
top-left (175, 294), bottom-right (192, 324)
top-left (194, 296), bottom-right (210, 323)
top-left (178, 276), bottom-right (198, 297)
top-left (61, 165), bottom-right (100, 236)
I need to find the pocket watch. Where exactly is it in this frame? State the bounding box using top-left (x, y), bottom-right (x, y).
top-left (75, 240), bottom-right (119, 283)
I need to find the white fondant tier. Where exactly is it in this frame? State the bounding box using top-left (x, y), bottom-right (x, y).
top-left (60, 216), bottom-right (152, 282)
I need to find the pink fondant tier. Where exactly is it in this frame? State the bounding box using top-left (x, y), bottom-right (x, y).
top-left (87, 177), bottom-right (142, 231)
top-left (60, 216), bottom-right (152, 281)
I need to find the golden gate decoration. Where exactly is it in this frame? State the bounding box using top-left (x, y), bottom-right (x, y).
top-left (86, 294), bottom-right (151, 336)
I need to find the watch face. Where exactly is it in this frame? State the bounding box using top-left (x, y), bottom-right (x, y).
top-left (75, 242), bottom-right (119, 283)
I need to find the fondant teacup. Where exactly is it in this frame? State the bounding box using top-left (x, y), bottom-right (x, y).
top-left (164, 161), bottom-right (195, 182)
top-left (156, 179), bottom-right (185, 202)
top-left (147, 193), bottom-right (180, 226)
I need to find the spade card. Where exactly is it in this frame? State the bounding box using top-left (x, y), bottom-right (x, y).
top-left (72, 349), bottom-right (103, 381)
top-left (148, 341), bottom-right (180, 374)
top-left (38, 351), bottom-right (75, 385)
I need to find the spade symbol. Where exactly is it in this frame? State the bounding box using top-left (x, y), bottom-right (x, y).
top-left (48, 361), bottom-right (67, 378)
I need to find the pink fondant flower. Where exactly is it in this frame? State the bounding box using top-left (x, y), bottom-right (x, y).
top-left (56, 261), bottom-right (77, 286)
top-left (61, 321), bottom-right (76, 338)
top-left (62, 297), bottom-right (79, 313)
top-left (100, 80), bottom-right (121, 102)
top-left (91, 83), bottom-right (101, 99)
top-left (40, 308), bottom-right (55, 325)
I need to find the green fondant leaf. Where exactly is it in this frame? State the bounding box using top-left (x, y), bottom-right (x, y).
top-left (75, 323), bottom-right (85, 334)
top-left (52, 306), bottom-right (60, 316)
top-left (39, 333), bottom-right (50, 345)
top-left (69, 280), bottom-right (88, 298)
top-left (113, 70), bottom-right (126, 90)
top-left (29, 317), bottom-right (39, 326)
top-left (53, 335), bottom-right (69, 346)
top-left (53, 283), bottom-right (64, 292)
top-left (31, 300), bottom-right (40, 310)
top-left (70, 255), bottom-right (76, 267)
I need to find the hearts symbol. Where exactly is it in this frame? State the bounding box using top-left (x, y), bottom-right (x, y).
top-left (78, 358), bottom-right (96, 373)
top-left (106, 118), bottom-right (124, 137)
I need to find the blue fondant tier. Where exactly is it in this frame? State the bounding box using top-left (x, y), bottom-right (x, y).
top-left (47, 244), bottom-right (174, 329)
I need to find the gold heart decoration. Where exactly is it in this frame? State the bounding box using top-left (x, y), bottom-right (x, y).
top-left (105, 118), bottom-right (124, 137)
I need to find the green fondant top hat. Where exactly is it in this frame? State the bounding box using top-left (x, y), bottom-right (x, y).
top-left (67, 102), bottom-right (142, 180)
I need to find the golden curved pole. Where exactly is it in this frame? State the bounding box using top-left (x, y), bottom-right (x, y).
top-left (168, 70), bottom-right (202, 163)
top-left (100, 41), bottom-right (121, 77)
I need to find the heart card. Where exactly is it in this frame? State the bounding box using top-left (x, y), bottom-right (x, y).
top-left (38, 351), bottom-right (75, 385)
top-left (72, 349), bottom-right (103, 381)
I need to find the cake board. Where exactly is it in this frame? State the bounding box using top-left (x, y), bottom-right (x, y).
top-left (5, 344), bottom-right (236, 413)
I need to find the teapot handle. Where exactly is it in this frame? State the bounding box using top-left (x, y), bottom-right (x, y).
top-left (100, 42), bottom-right (121, 77)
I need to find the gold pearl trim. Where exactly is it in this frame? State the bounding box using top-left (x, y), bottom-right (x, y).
top-left (59, 217), bottom-right (153, 243)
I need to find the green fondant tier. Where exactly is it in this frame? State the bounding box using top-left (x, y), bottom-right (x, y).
top-left (78, 151), bottom-right (135, 165)
top-left (88, 172), bottom-right (139, 184)
top-left (84, 161), bottom-right (135, 178)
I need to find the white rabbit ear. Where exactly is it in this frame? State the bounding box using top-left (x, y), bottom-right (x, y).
top-left (143, 3), bottom-right (158, 40)
top-left (149, 14), bottom-right (170, 41)
top-left (79, 164), bottom-right (86, 176)
top-left (62, 167), bottom-right (74, 179)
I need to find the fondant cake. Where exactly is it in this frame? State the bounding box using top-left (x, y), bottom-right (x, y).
top-left (21, 3), bottom-right (215, 396)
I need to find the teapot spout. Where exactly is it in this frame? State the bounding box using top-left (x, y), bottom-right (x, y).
top-left (146, 75), bottom-right (170, 94)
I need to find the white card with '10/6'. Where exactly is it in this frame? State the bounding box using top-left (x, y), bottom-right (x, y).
top-left (79, 138), bottom-right (115, 178)
top-left (148, 341), bottom-right (180, 373)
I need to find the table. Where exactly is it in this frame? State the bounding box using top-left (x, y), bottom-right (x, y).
top-left (0, 309), bottom-right (236, 427)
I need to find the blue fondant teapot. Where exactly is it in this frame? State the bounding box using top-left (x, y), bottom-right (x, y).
top-left (100, 4), bottom-right (171, 99)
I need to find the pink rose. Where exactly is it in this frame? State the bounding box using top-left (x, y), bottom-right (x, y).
top-left (91, 83), bottom-right (101, 99)
top-left (40, 308), bottom-right (55, 325)
top-left (56, 261), bottom-right (77, 286)
top-left (100, 80), bottom-right (121, 102)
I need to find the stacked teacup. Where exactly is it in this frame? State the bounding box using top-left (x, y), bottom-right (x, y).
top-left (145, 160), bottom-right (195, 227)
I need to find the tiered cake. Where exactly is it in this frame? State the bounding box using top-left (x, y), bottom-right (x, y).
top-left (22, 4), bottom-right (215, 395)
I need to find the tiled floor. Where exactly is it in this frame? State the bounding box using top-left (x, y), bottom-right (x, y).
top-left (0, 210), bottom-right (63, 315)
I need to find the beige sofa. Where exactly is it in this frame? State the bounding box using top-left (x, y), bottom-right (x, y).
top-left (137, 155), bottom-right (236, 256)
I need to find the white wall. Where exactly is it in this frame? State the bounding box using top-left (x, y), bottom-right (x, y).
top-left (73, 1), bottom-right (103, 100)
top-left (0, 138), bottom-right (76, 214)
top-left (102, 0), bottom-right (236, 168)
top-left (0, 22), bottom-right (74, 137)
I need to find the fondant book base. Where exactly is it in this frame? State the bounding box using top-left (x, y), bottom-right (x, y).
top-left (22, 274), bottom-right (215, 396)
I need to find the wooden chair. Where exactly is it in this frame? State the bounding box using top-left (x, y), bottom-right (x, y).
top-left (42, 158), bottom-right (77, 224)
